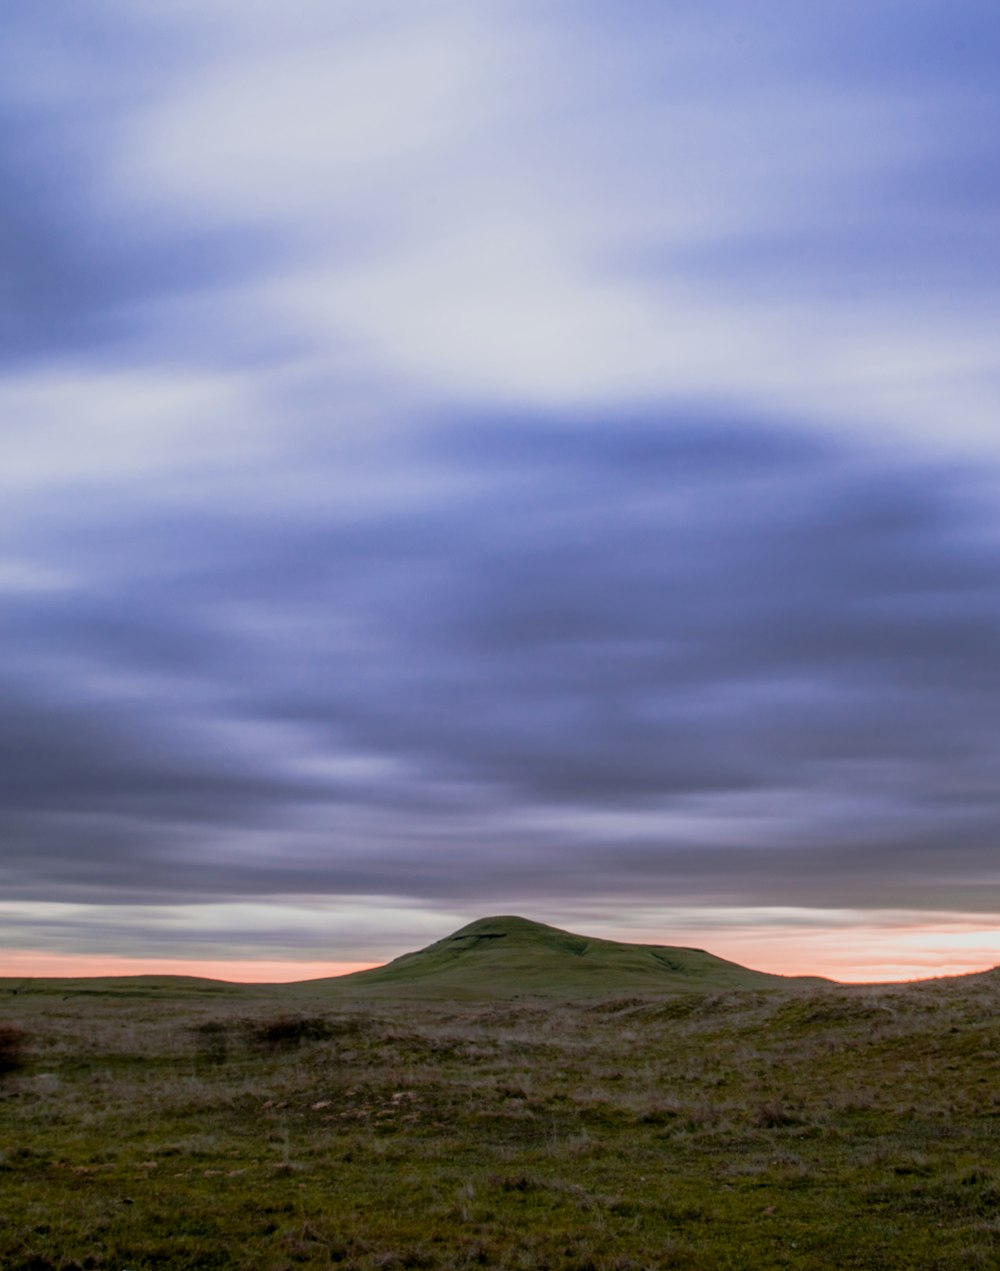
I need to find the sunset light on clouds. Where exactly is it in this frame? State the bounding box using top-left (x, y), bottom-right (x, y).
top-left (2, 1), bottom-right (999, 984)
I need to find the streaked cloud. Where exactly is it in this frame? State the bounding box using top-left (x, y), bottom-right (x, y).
top-left (1, 1), bottom-right (998, 978)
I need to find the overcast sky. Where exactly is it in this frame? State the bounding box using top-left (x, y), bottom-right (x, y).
top-left (3, 1), bottom-right (999, 982)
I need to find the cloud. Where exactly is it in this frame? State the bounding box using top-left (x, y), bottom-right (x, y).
top-left (1, 2), bottom-right (999, 966)
top-left (2, 0), bottom-right (990, 445)
top-left (2, 414), bottom-right (999, 928)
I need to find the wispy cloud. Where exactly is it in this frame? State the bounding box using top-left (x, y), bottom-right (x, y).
top-left (1, 1), bottom-right (998, 977)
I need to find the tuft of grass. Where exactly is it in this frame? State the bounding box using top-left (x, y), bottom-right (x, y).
top-left (753, 1097), bottom-right (805, 1128)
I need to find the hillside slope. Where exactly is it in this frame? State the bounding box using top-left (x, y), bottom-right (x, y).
top-left (312, 915), bottom-right (831, 998)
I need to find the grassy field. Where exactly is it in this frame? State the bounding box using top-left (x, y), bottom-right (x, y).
top-left (1, 965), bottom-right (998, 1270)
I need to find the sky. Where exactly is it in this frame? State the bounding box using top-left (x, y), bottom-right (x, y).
top-left (2, 0), bottom-right (999, 984)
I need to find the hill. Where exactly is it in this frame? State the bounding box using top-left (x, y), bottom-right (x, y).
top-left (311, 914), bottom-right (832, 998)
top-left (0, 974), bottom-right (248, 999)
top-left (1, 949), bottom-right (996, 1269)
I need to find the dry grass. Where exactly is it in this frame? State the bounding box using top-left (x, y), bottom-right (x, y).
top-left (0, 970), bottom-right (998, 1268)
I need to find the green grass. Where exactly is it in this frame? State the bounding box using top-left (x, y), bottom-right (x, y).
top-left (1, 965), bottom-right (998, 1269)
top-left (311, 916), bottom-right (831, 999)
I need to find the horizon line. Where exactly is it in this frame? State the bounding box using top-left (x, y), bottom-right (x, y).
top-left (1, 948), bottom-right (996, 987)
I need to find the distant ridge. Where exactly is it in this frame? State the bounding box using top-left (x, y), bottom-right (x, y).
top-left (315, 915), bottom-right (832, 999)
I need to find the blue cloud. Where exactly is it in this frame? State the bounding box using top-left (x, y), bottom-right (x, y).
top-left (1, 2), bottom-right (999, 957)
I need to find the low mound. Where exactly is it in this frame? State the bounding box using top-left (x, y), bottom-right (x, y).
top-left (0, 975), bottom-right (246, 998)
top-left (315, 915), bottom-right (831, 999)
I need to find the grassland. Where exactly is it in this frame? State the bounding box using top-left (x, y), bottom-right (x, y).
top-left (1, 965), bottom-right (998, 1270)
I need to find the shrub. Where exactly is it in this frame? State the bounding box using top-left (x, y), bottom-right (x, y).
top-left (0, 1024), bottom-right (28, 1076)
top-left (248, 1015), bottom-right (336, 1051)
top-left (191, 1020), bottom-right (231, 1065)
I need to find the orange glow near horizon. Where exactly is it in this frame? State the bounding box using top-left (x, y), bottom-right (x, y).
top-left (650, 924), bottom-right (999, 984)
top-left (1, 919), bottom-right (996, 985)
top-left (0, 951), bottom-right (380, 983)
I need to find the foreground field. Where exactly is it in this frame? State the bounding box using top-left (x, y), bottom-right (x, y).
top-left (1, 972), bottom-right (998, 1270)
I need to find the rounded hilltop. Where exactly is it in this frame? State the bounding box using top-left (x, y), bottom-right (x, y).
top-left (314, 914), bottom-right (830, 999)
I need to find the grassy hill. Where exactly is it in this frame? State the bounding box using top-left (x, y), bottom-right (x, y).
top-left (311, 914), bottom-right (831, 998)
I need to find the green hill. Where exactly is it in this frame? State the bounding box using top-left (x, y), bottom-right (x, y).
top-left (313, 915), bottom-right (831, 998)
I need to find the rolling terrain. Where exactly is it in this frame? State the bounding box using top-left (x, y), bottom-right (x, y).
top-left (0, 916), bottom-right (832, 1002)
top-left (1, 921), bottom-right (998, 1268)
top-left (1, 962), bottom-right (997, 1269)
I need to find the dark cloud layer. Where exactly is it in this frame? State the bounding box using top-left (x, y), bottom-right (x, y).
top-left (2, 2), bottom-right (1000, 959)
top-left (3, 415), bottom-right (1000, 914)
